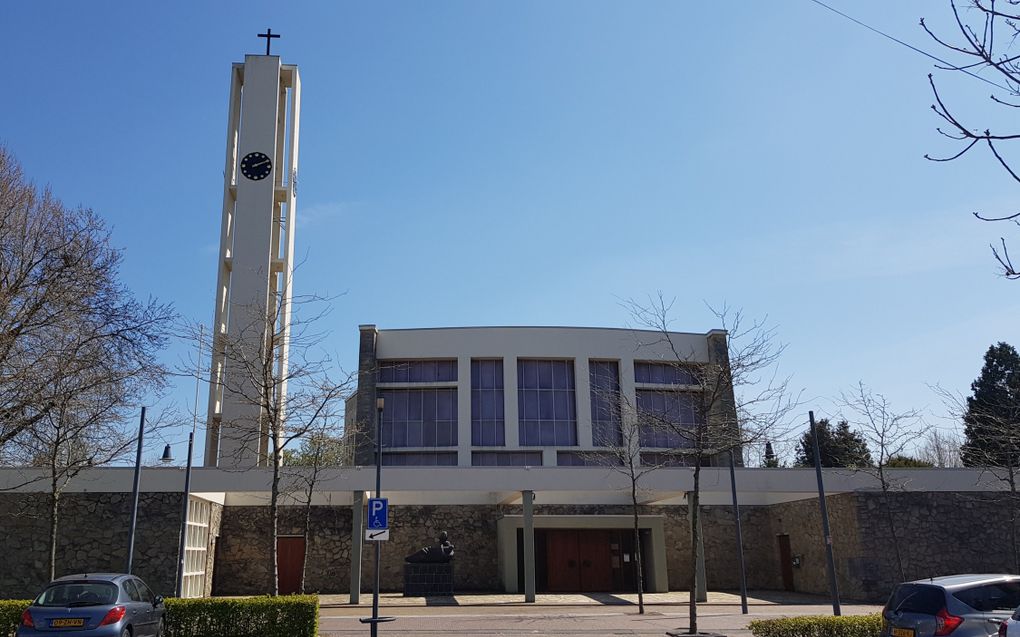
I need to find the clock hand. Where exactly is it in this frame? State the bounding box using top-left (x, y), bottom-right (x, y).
top-left (253, 160), bottom-right (270, 168)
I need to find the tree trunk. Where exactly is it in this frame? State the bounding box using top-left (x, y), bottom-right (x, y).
top-left (1009, 465), bottom-right (1019, 574)
top-left (630, 481), bottom-right (644, 614)
top-left (48, 487), bottom-right (60, 582)
top-left (300, 491), bottom-right (312, 594)
top-left (879, 468), bottom-right (905, 582)
top-left (689, 459), bottom-right (701, 635)
top-left (270, 454), bottom-right (281, 596)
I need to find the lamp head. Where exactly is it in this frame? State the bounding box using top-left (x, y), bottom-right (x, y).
top-left (160, 444), bottom-right (174, 464)
top-left (376, 397), bottom-right (385, 411)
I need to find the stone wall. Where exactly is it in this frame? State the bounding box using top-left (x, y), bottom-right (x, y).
top-left (361, 504), bottom-right (501, 593)
top-left (767, 493), bottom-right (862, 599)
top-left (213, 504), bottom-right (353, 595)
top-left (0, 492), bottom-right (182, 599)
top-left (851, 491), bottom-right (1018, 601)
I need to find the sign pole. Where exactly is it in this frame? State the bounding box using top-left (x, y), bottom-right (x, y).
top-left (810, 411), bottom-right (842, 616)
top-left (360, 398), bottom-right (395, 634)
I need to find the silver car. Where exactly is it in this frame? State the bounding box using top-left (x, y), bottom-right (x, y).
top-left (16, 573), bottom-right (165, 637)
top-left (882, 574), bottom-right (1020, 637)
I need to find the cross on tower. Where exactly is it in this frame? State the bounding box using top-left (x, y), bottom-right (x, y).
top-left (257, 28), bottom-right (280, 55)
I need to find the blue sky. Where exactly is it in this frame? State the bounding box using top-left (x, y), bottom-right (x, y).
top-left (3, 1), bottom-right (1018, 464)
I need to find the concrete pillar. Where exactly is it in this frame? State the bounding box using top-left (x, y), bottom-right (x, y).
top-left (574, 358), bottom-right (593, 447)
top-left (350, 490), bottom-right (364, 603)
top-left (505, 357), bottom-right (519, 447)
top-left (522, 490), bottom-right (535, 602)
top-left (457, 356), bottom-right (472, 466)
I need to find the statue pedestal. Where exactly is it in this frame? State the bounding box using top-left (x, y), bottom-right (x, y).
top-left (403, 562), bottom-right (454, 596)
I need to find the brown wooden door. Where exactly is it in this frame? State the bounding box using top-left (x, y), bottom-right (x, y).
top-left (545, 530), bottom-right (581, 592)
top-left (777, 534), bottom-right (794, 591)
top-left (277, 536), bottom-right (306, 595)
top-left (579, 530), bottom-right (613, 592)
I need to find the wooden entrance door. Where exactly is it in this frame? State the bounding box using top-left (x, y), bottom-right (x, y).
top-left (578, 530), bottom-right (613, 592)
top-left (545, 530), bottom-right (580, 592)
top-left (277, 536), bottom-right (306, 595)
top-left (544, 530), bottom-right (615, 592)
top-left (777, 534), bottom-right (794, 591)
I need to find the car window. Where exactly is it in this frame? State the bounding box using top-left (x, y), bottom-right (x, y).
top-left (953, 582), bottom-right (1020, 611)
top-left (885, 584), bottom-right (946, 615)
top-left (36, 582), bottom-right (118, 607)
top-left (134, 579), bottom-right (155, 604)
top-left (123, 579), bottom-right (144, 603)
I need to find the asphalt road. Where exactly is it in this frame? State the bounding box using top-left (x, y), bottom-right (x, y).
top-left (319, 602), bottom-right (882, 636)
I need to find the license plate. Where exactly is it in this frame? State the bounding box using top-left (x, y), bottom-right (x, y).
top-left (50, 618), bottom-right (86, 627)
top-left (891, 628), bottom-right (914, 637)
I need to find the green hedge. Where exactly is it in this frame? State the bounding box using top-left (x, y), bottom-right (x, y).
top-left (0, 600), bottom-right (30, 637)
top-left (749, 613), bottom-right (883, 637)
top-left (164, 595), bottom-right (318, 637)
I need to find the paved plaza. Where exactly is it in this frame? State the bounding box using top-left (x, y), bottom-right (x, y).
top-left (319, 592), bottom-right (882, 636)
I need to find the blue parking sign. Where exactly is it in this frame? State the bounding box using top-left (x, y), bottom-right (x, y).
top-left (367, 498), bottom-right (388, 529)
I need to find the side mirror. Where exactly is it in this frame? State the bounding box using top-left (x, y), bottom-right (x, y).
top-left (154, 595), bottom-right (164, 606)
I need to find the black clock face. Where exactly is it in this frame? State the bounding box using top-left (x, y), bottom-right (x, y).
top-left (240, 151), bottom-right (272, 181)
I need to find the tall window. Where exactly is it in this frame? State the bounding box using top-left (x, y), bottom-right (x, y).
top-left (589, 360), bottom-right (621, 446)
top-left (635, 361), bottom-right (701, 449)
top-left (635, 389), bottom-right (701, 448)
top-left (378, 388), bottom-right (458, 447)
top-left (472, 359), bottom-right (504, 446)
top-left (517, 359), bottom-right (577, 446)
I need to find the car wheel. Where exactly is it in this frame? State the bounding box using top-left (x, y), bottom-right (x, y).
top-left (155, 618), bottom-right (165, 637)
top-left (121, 628), bottom-right (131, 637)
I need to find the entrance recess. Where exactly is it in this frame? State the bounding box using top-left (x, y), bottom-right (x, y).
top-left (543, 529), bottom-right (638, 592)
top-left (498, 514), bottom-right (669, 594)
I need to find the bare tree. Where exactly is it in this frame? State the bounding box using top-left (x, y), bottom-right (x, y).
top-left (935, 383), bottom-right (1020, 571)
top-left (839, 381), bottom-right (923, 582)
top-left (282, 415), bottom-right (355, 594)
top-left (626, 296), bottom-right (797, 635)
top-left (579, 367), bottom-right (674, 615)
top-left (7, 323), bottom-right (174, 580)
top-left (191, 291), bottom-right (349, 595)
top-left (922, 1), bottom-right (1020, 278)
top-left (918, 428), bottom-right (963, 468)
top-left (0, 146), bottom-right (174, 451)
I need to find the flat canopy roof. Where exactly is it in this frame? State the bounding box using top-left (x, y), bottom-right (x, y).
top-left (0, 466), bottom-right (1005, 507)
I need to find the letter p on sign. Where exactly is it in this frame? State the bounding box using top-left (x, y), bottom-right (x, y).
top-left (367, 497), bottom-right (388, 530)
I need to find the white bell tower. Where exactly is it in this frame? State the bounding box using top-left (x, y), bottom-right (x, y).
top-left (205, 33), bottom-right (301, 467)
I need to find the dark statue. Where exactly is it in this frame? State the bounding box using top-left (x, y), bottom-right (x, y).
top-left (405, 530), bottom-right (455, 563)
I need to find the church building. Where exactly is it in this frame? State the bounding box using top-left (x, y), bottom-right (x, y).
top-left (0, 42), bottom-right (1017, 606)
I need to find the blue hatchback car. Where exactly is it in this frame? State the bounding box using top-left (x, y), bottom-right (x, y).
top-left (17, 573), bottom-right (165, 637)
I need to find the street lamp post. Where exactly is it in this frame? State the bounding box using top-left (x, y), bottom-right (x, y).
top-left (810, 410), bottom-right (842, 616)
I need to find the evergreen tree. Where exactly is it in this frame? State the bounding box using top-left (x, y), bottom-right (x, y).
top-left (884, 455), bottom-right (934, 468)
top-left (795, 418), bottom-right (873, 468)
top-left (961, 342), bottom-right (1020, 467)
top-left (763, 440), bottom-right (780, 468)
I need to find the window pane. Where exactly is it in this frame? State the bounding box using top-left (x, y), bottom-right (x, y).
top-left (472, 451), bottom-right (541, 466)
top-left (517, 360), bottom-right (577, 447)
top-left (379, 360), bottom-right (457, 383)
top-left (380, 389), bottom-right (457, 448)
